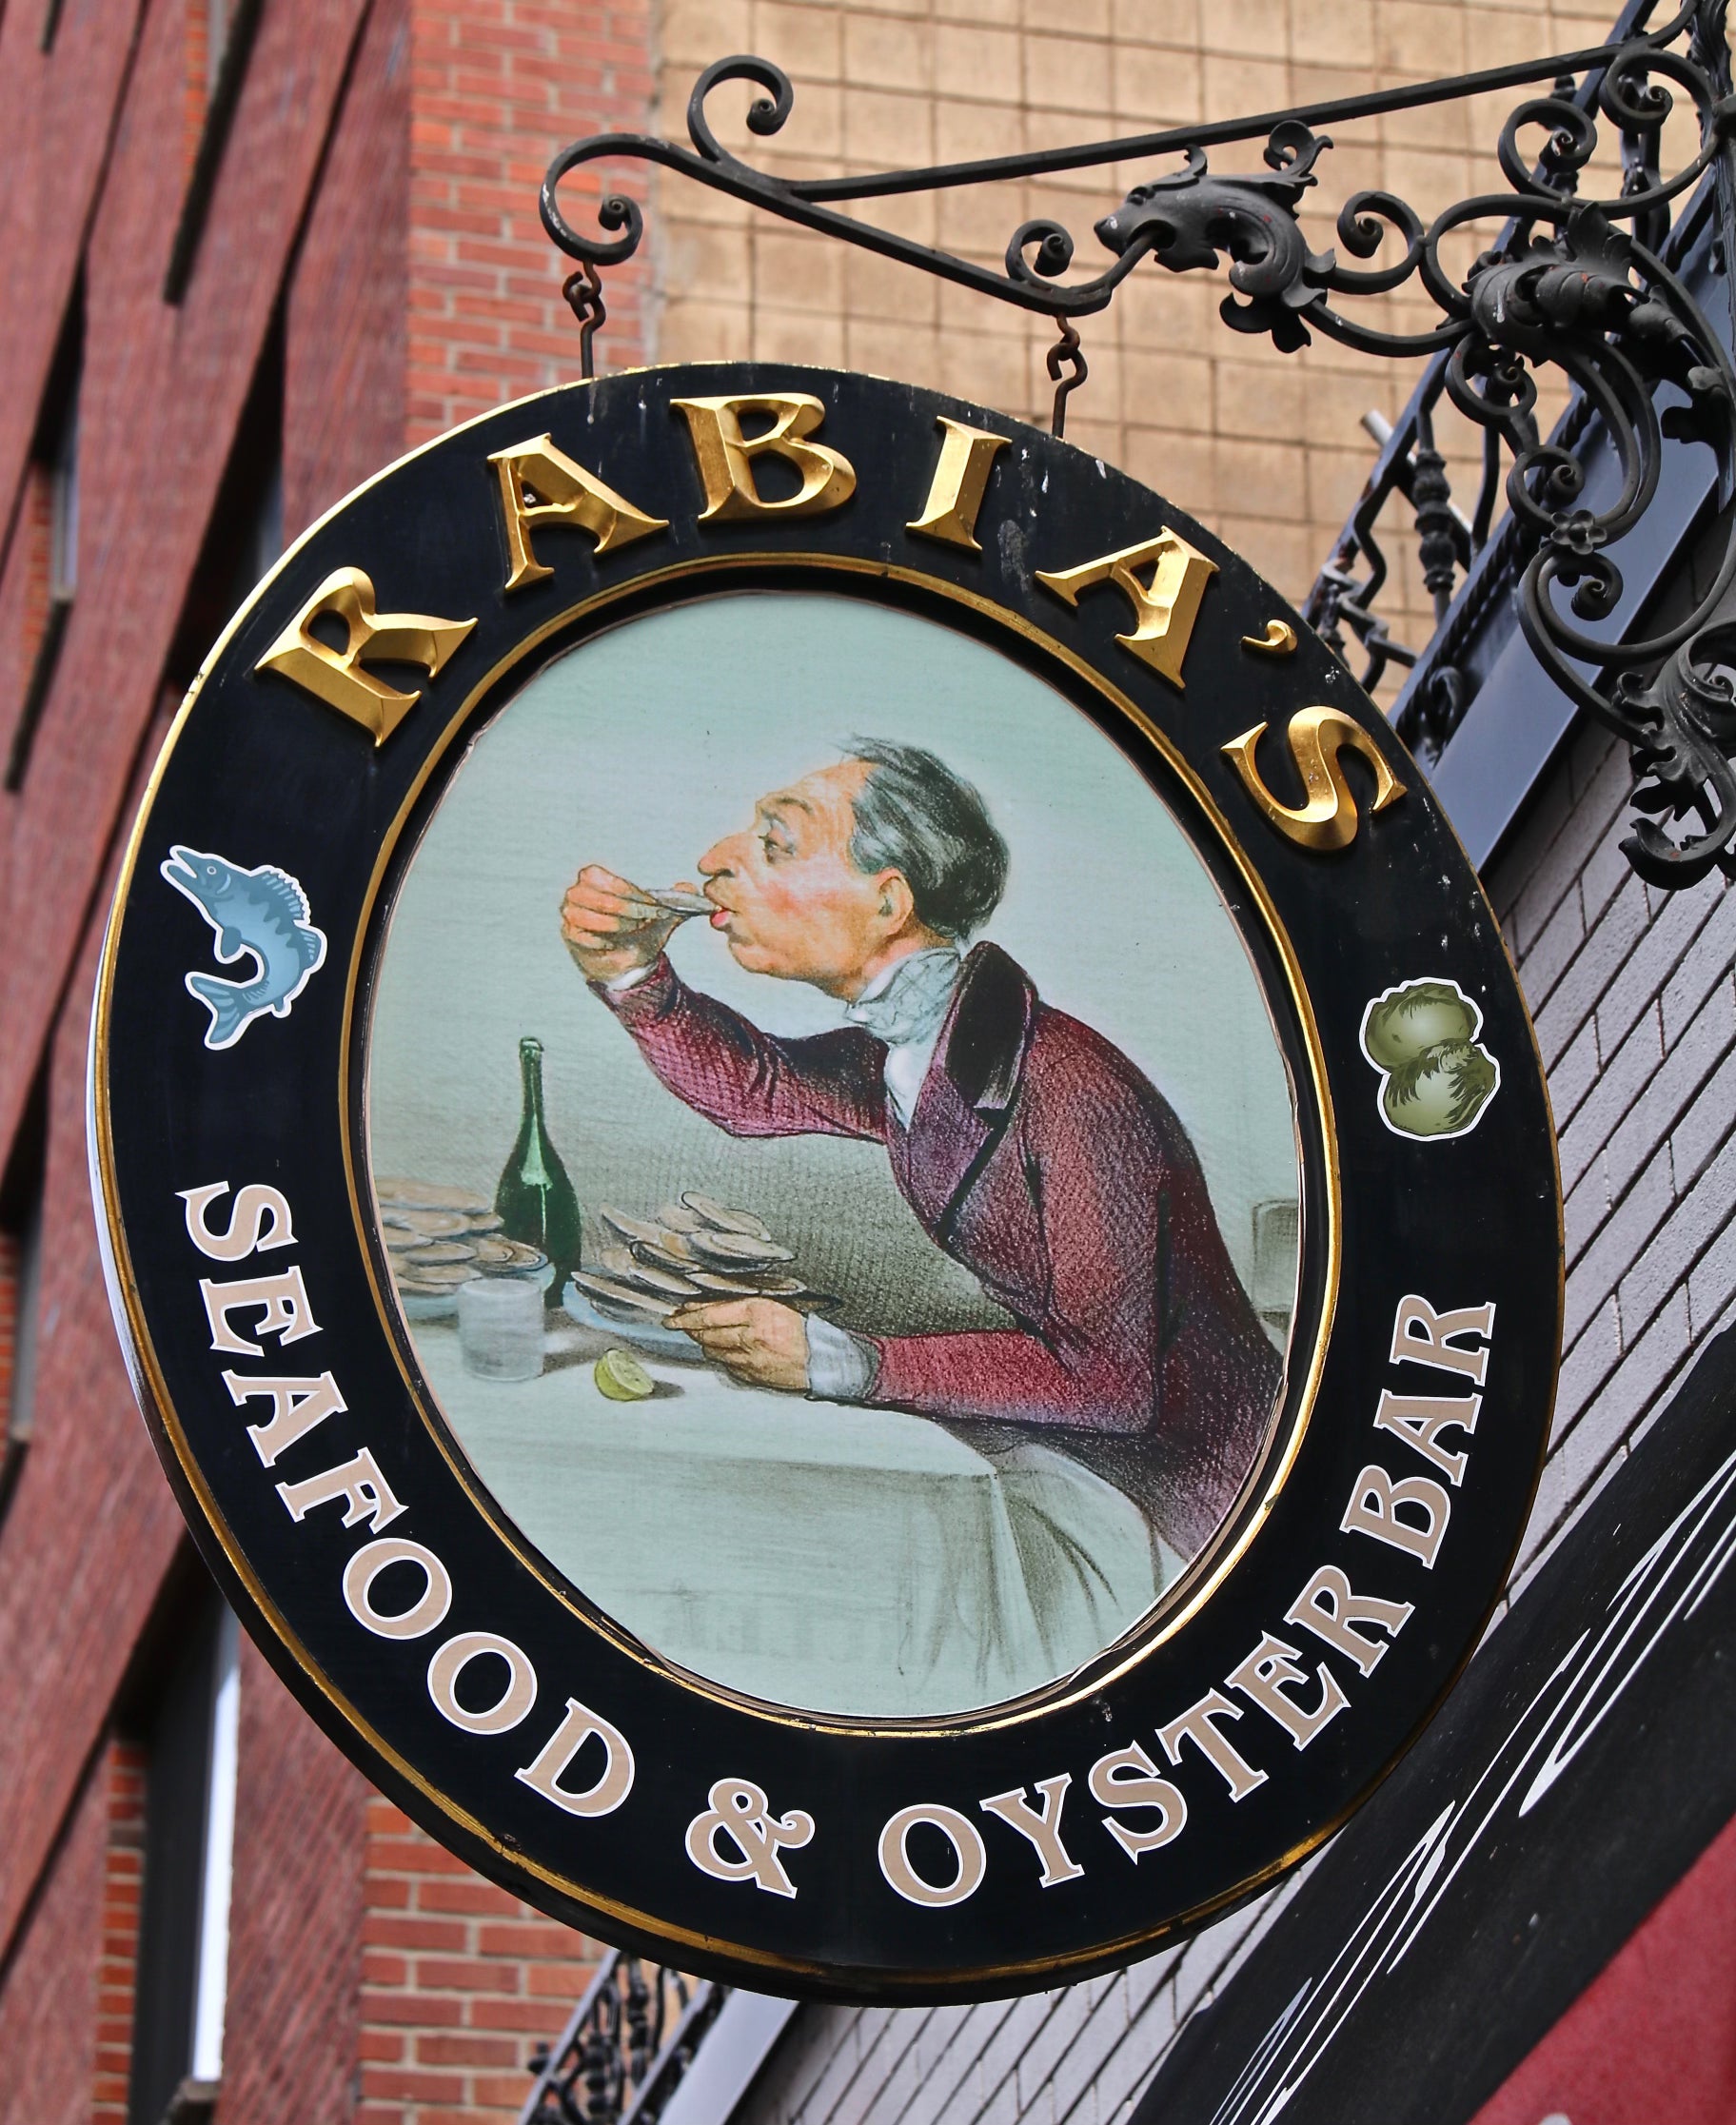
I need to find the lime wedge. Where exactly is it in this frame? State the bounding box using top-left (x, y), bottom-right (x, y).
top-left (594, 1348), bottom-right (655, 1402)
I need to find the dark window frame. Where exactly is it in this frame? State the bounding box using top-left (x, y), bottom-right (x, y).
top-left (0, 1069), bottom-right (49, 1525)
top-left (164, 310), bottom-right (284, 702)
top-left (6, 282), bottom-right (85, 794)
top-left (163, 0), bottom-right (266, 305)
top-left (124, 1581), bottom-right (240, 2125)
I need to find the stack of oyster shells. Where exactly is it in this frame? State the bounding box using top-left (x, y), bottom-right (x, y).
top-left (376, 1177), bottom-right (547, 1308)
top-left (573, 1193), bottom-right (808, 1323)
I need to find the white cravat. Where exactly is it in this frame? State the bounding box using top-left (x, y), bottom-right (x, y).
top-left (843, 946), bottom-right (963, 1129)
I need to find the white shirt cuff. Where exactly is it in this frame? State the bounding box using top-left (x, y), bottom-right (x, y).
top-left (806, 1316), bottom-right (877, 1402)
top-left (603, 960), bottom-right (657, 994)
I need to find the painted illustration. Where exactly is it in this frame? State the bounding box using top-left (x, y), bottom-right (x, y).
top-left (160, 845), bottom-right (327, 1050)
top-left (1361, 977), bottom-right (1500, 1139)
top-left (562, 738), bottom-right (1281, 1563)
top-left (368, 594), bottom-right (1302, 1720)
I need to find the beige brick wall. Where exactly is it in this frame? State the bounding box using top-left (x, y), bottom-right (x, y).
top-left (636, 0), bottom-right (1626, 647)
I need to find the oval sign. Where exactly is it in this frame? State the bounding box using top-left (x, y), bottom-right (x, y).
top-left (92, 364), bottom-right (1561, 2000)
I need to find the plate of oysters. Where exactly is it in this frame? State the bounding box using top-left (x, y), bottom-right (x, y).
top-left (566, 1193), bottom-right (816, 1360)
top-left (375, 1177), bottom-right (549, 1319)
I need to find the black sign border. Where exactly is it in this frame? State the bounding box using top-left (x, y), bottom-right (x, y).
top-left (92, 364), bottom-right (1562, 2001)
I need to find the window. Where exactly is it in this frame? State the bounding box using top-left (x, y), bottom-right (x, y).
top-left (184, 0), bottom-right (236, 168)
top-left (0, 1194), bottom-right (45, 1507)
top-left (128, 1586), bottom-right (241, 2125)
top-left (7, 289), bottom-right (83, 792)
top-left (165, 0), bottom-right (266, 304)
top-left (49, 390), bottom-right (79, 606)
top-left (0, 1072), bottom-right (48, 1519)
top-left (166, 316), bottom-right (284, 700)
top-left (191, 1604), bottom-right (241, 2089)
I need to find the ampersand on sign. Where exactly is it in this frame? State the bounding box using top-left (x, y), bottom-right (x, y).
top-left (684, 1777), bottom-right (816, 1899)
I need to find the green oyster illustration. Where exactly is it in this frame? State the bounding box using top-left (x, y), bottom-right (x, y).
top-left (1361, 979), bottom-right (1479, 1070)
top-left (1382, 1038), bottom-right (1499, 1137)
top-left (1360, 977), bottom-right (1500, 1140)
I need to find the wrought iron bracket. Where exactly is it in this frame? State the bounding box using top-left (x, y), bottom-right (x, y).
top-left (542, 0), bottom-right (1736, 889)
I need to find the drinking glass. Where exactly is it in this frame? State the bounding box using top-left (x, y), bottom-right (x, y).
top-left (457, 1275), bottom-right (544, 1382)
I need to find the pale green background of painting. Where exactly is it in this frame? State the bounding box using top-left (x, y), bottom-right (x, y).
top-left (365, 593), bottom-right (1301, 1717)
top-left (370, 593), bottom-right (1297, 1308)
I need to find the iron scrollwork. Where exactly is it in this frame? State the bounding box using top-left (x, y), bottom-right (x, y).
top-left (520, 1949), bottom-right (726, 2125)
top-left (542, 0), bottom-right (1736, 888)
top-left (1093, 122), bottom-right (1340, 353)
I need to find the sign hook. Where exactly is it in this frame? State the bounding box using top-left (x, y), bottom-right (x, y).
top-left (1048, 319), bottom-right (1087, 439)
top-left (564, 260), bottom-right (609, 381)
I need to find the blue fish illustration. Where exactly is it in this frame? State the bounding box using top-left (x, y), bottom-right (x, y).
top-left (160, 845), bottom-right (328, 1051)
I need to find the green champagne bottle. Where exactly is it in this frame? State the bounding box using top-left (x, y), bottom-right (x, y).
top-left (494, 1037), bottom-right (582, 1305)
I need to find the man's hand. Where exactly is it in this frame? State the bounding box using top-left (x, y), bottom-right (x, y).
top-left (561, 865), bottom-right (692, 983)
top-left (669, 1298), bottom-right (811, 1391)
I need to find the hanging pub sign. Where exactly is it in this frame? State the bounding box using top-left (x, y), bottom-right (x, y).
top-left (92, 364), bottom-right (1562, 2002)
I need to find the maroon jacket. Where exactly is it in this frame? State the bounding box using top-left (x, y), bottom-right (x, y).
top-left (599, 943), bottom-right (1282, 1556)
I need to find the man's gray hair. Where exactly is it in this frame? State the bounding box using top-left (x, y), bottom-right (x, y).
top-left (844, 739), bottom-right (1008, 940)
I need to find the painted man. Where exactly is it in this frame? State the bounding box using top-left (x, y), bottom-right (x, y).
top-left (562, 740), bottom-right (1281, 1559)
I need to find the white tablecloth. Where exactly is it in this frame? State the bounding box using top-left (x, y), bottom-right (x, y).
top-left (412, 1317), bottom-right (1162, 1720)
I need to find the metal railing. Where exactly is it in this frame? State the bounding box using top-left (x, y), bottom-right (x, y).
top-left (520, 1950), bottom-right (731, 2125)
top-left (1301, 0), bottom-right (1692, 729)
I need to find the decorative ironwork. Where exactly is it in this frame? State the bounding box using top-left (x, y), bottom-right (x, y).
top-left (519, 1950), bottom-right (728, 2125)
top-left (541, 0), bottom-right (1736, 887)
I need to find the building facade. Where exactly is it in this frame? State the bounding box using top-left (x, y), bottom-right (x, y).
top-left (0, 2), bottom-right (1730, 2124)
top-left (0, 6), bottom-right (639, 2121)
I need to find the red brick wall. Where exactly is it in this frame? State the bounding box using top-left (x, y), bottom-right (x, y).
top-left (0, 1741), bottom-right (110, 2125)
top-left (0, 6), bottom-right (647, 2119)
top-left (0, 887), bottom-right (188, 1965)
top-left (285, 0), bottom-right (411, 536)
top-left (0, 0), bottom-right (141, 710)
top-left (0, 0), bottom-right (370, 1172)
top-left (0, 0), bottom-right (387, 1952)
top-left (408, 0), bottom-right (655, 443)
top-left (93, 1741), bottom-right (148, 2125)
top-left (360, 1800), bottom-right (601, 2125)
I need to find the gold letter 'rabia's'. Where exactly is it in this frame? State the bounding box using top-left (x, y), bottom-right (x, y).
top-left (1222, 706), bottom-right (1406, 853)
top-left (672, 394), bottom-right (858, 521)
top-left (1242, 618), bottom-right (1298, 656)
top-left (255, 568), bottom-right (476, 745)
top-left (488, 434), bottom-right (669, 591)
top-left (907, 419), bottom-right (1010, 551)
top-left (1036, 531), bottom-right (1218, 687)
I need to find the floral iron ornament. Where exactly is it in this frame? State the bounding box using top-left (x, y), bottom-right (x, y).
top-left (541, 0), bottom-right (1736, 888)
